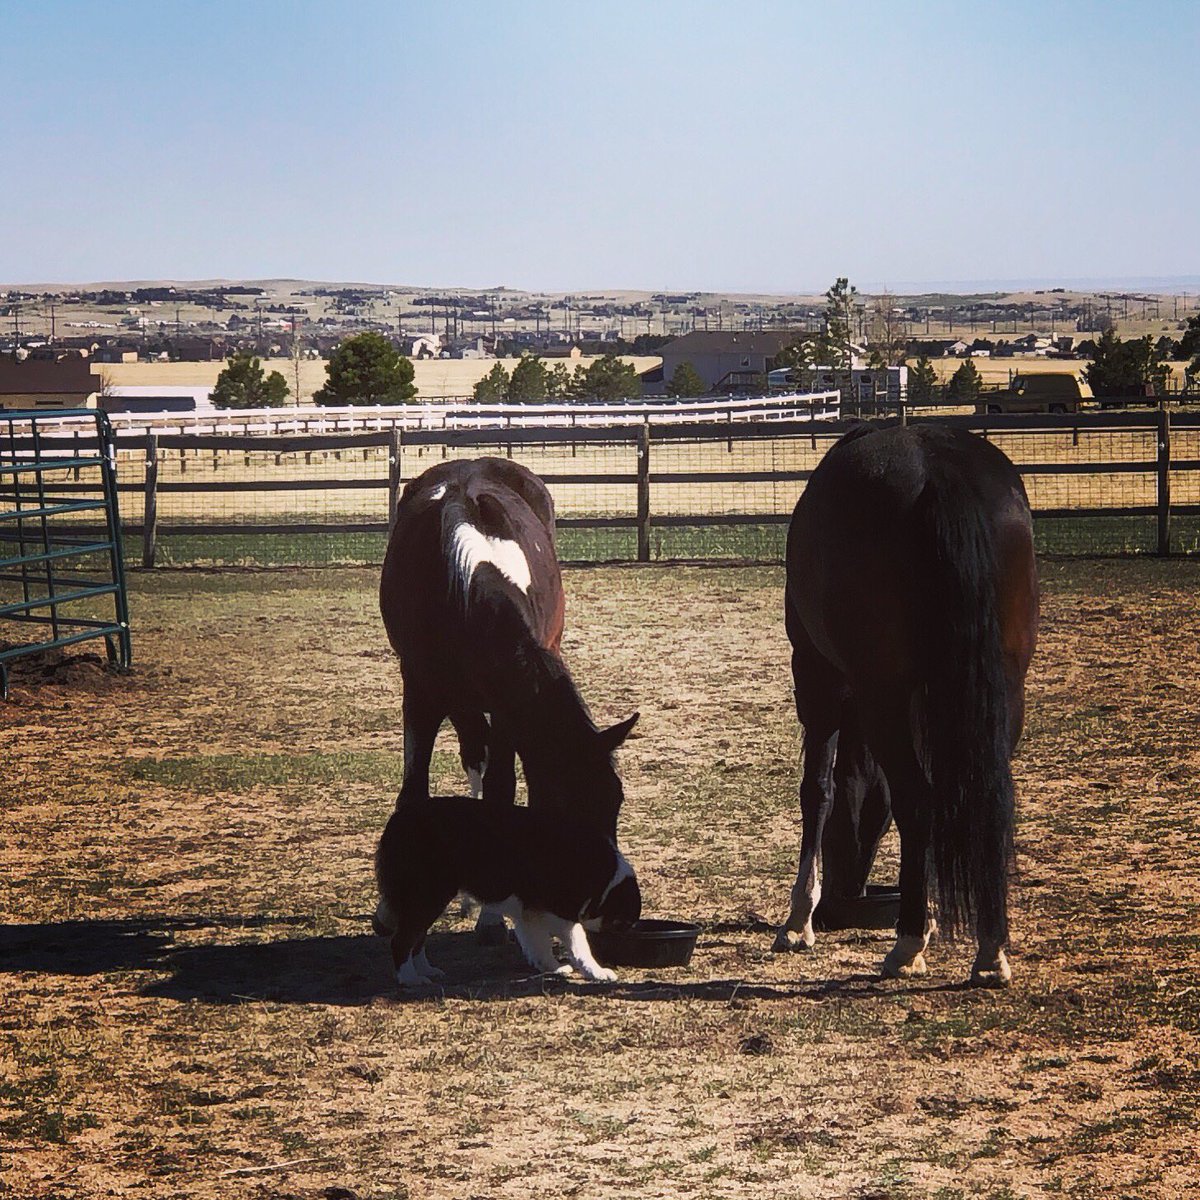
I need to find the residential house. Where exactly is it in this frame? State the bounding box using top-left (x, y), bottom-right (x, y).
top-left (657, 330), bottom-right (808, 394)
top-left (0, 354), bottom-right (101, 410)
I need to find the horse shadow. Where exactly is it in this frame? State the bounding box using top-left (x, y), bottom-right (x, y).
top-left (0, 915), bottom-right (968, 1006)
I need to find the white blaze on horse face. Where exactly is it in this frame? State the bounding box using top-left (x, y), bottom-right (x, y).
top-left (451, 522), bottom-right (532, 594)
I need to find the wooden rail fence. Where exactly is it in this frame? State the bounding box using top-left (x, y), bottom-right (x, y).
top-left (11, 410), bottom-right (1196, 565)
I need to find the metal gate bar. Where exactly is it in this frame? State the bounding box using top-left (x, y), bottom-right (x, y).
top-left (0, 409), bottom-right (131, 699)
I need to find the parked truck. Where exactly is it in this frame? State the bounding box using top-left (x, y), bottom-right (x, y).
top-left (977, 371), bottom-right (1092, 415)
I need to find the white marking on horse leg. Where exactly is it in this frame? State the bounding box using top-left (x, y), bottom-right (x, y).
top-left (513, 909), bottom-right (571, 975)
top-left (882, 931), bottom-right (931, 979)
top-left (395, 954), bottom-right (431, 988)
top-left (970, 944), bottom-right (1012, 988)
top-left (774, 851), bottom-right (821, 952)
top-left (429, 483), bottom-right (447, 501)
top-left (413, 946), bottom-right (445, 979)
top-left (562, 920), bottom-right (617, 983)
top-left (450, 522), bottom-right (532, 594)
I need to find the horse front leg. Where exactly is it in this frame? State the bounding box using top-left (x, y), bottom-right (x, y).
top-left (399, 692), bottom-right (444, 803)
top-left (450, 710), bottom-right (489, 798)
top-left (472, 715), bottom-right (518, 944)
top-left (774, 723), bottom-right (838, 952)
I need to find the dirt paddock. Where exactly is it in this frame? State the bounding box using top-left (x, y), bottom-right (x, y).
top-left (1, 560), bottom-right (1199, 1199)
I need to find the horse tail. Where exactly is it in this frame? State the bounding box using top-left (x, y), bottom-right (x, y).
top-left (439, 489), bottom-right (475, 607)
top-left (914, 460), bottom-right (1014, 942)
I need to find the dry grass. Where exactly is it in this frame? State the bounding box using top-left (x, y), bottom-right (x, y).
top-left (100, 356), bottom-right (664, 404)
top-left (1, 561), bottom-right (1199, 1198)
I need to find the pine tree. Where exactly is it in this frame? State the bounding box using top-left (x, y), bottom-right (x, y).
top-left (507, 355), bottom-right (550, 402)
top-left (946, 357), bottom-right (983, 402)
top-left (211, 352), bottom-right (289, 409)
top-left (314, 332), bottom-right (416, 405)
top-left (472, 361), bottom-right (510, 403)
top-left (908, 355), bottom-right (939, 405)
top-left (665, 361), bottom-right (706, 398)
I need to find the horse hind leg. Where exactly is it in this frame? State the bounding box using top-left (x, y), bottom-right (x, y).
top-left (970, 941), bottom-right (1012, 988)
top-left (874, 734), bottom-right (937, 980)
top-left (774, 721), bottom-right (838, 953)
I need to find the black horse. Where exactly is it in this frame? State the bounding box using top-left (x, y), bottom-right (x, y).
top-left (774, 423), bottom-right (1038, 986)
top-left (380, 456), bottom-right (637, 830)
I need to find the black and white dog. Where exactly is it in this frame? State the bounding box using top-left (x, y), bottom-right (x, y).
top-left (374, 795), bottom-right (641, 987)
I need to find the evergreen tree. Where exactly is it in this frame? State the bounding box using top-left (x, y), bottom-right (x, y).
top-left (816, 277), bottom-right (858, 368)
top-left (774, 337), bottom-right (814, 370)
top-left (507, 355), bottom-right (550, 402)
top-left (314, 332), bottom-right (416, 405)
top-left (575, 353), bottom-right (641, 401)
top-left (946, 357), bottom-right (983, 402)
top-left (1084, 329), bottom-right (1170, 397)
top-left (1178, 314), bottom-right (1200, 359)
top-left (545, 362), bottom-right (578, 400)
top-left (908, 355), bottom-right (939, 405)
top-left (665, 361), bottom-right (706, 398)
top-left (473, 361), bottom-right (510, 403)
top-left (211, 351), bottom-right (289, 409)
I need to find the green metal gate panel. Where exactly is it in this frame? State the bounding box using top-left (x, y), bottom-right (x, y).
top-left (0, 409), bottom-right (132, 699)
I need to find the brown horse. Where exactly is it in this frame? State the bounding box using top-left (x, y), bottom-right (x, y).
top-left (380, 456), bottom-right (637, 831)
top-left (774, 423), bottom-right (1038, 986)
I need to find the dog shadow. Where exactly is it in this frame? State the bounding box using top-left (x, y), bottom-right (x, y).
top-left (0, 916), bottom-right (967, 1005)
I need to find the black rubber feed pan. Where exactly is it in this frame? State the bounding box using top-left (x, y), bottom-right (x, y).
top-left (588, 919), bottom-right (700, 968)
top-left (814, 885), bottom-right (901, 931)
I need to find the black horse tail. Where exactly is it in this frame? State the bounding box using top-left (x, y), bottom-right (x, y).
top-left (915, 461), bottom-right (1014, 942)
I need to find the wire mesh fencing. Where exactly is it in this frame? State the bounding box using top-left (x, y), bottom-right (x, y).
top-left (101, 410), bottom-right (1197, 568)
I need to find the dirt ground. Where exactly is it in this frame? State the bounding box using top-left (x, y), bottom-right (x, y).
top-left (1, 560), bottom-right (1199, 1199)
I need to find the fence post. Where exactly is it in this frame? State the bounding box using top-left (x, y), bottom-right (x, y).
top-left (388, 429), bottom-right (403, 532)
top-left (636, 420), bottom-right (651, 563)
top-left (1156, 402), bottom-right (1171, 556)
top-left (143, 433), bottom-right (159, 569)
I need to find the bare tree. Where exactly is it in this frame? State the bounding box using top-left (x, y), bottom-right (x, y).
top-left (867, 291), bottom-right (907, 367)
top-left (291, 319), bottom-right (305, 405)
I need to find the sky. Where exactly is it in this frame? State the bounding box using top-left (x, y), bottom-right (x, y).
top-left (2, 0), bottom-right (1197, 294)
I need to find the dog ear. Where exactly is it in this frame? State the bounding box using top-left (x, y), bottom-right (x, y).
top-left (597, 712), bottom-right (639, 755)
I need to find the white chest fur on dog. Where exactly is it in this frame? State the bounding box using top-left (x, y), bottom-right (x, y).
top-left (374, 795), bottom-right (640, 989)
top-left (450, 522), bottom-right (532, 594)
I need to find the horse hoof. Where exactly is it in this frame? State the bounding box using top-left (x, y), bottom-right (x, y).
top-left (881, 951), bottom-right (927, 979)
top-left (772, 928), bottom-right (816, 953)
top-left (970, 952), bottom-right (1012, 988)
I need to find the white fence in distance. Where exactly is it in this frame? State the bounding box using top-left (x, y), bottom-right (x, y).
top-left (100, 392), bottom-right (844, 437)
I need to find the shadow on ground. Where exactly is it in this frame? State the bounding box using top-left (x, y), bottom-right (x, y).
top-left (0, 915), bottom-right (964, 1006)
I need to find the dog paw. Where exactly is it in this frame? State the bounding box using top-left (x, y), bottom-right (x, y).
top-left (394, 971), bottom-right (433, 989)
top-left (583, 966), bottom-right (618, 983)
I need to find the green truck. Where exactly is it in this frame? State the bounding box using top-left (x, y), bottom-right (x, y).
top-left (977, 371), bottom-right (1092, 415)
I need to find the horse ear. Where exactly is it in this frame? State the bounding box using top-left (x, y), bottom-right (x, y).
top-left (597, 712), bottom-right (639, 755)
